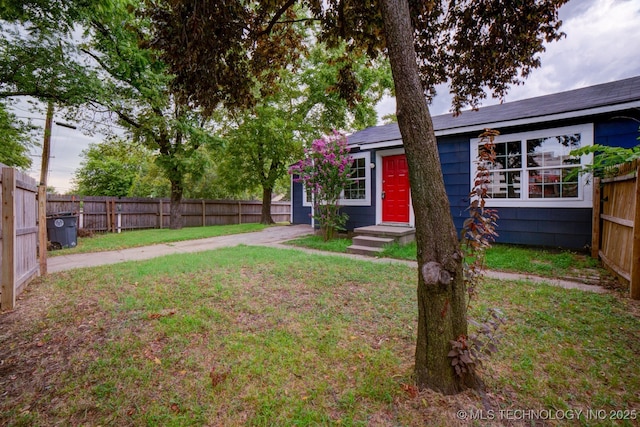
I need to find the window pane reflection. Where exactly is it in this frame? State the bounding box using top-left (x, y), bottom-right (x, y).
top-left (527, 134), bottom-right (581, 168)
top-left (489, 171), bottom-right (521, 198)
top-left (528, 167), bottom-right (579, 198)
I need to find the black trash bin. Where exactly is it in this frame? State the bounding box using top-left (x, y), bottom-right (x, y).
top-left (47, 212), bottom-right (78, 249)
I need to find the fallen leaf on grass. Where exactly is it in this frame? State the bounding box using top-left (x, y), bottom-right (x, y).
top-left (147, 310), bottom-right (176, 320)
top-left (210, 365), bottom-right (228, 387)
top-left (401, 383), bottom-right (419, 399)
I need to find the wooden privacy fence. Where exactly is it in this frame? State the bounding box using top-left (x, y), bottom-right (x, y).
top-left (46, 195), bottom-right (291, 232)
top-left (1, 164), bottom-right (39, 310)
top-left (592, 159), bottom-right (640, 299)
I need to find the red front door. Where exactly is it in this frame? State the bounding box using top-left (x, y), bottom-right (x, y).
top-left (382, 154), bottom-right (410, 223)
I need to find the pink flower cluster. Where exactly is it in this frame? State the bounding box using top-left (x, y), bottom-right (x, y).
top-left (289, 130), bottom-right (353, 202)
top-left (289, 131), bottom-right (353, 238)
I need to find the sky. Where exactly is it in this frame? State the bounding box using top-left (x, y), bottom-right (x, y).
top-left (21, 0), bottom-right (640, 194)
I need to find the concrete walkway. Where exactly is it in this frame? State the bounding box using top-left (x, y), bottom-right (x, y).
top-left (47, 224), bottom-right (314, 273)
top-left (47, 224), bottom-right (608, 294)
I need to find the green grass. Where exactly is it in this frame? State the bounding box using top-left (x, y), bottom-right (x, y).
top-left (286, 234), bottom-right (352, 253)
top-left (381, 241), bottom-right (602, 278)
top-left (50, 223), bottom-right (268, 256)
top-left (290, 236), bottom-right (603, 279)
top-left (379, 240), bottom-right (417, 261)
top-left (483, 244), bottom-right (601, 276)
top-left (2, 246), bottom-right (639, 425)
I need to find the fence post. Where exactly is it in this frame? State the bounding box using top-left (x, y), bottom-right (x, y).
top-left (631, 163), bottom-right (640, 300)
top-left (111, 199), bottom-right (117, 233)
top-left (105, 199), bottom-right (111, 232)
top-left (202, 199), bottom-right (206, 226)
top-left (238, 201), bottom-right (242, 224)
top-left (1, 167), bottom-right (16, 310)
top-left (38, 185), bottom-right (47, 275)
top-left (158, 199), bottom-right (163, 229)
top-left (591, 177), bottom-right (601, 259)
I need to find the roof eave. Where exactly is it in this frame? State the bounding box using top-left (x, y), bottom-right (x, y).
top-left (434, 100), bottom-right (640, 137)
top-left (355, 100), bottom-right (640, 150)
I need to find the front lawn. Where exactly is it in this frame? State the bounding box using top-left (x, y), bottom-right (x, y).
top-left (1, 246), bottom-right (638, 425)
top-left (50, 223), bottom-right (268, 256)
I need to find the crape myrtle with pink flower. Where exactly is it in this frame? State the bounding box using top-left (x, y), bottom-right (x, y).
top-left (289, 131), bottom-right (353, 241)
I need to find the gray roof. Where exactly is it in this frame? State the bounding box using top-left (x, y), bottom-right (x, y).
top-left (349, 75), bottom-right (640, 146)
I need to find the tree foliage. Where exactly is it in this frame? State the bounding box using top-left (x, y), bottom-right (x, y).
top-left (571, 139), bottom-right (640, 179)
top-left (149, 0), bottom-right (566, 115)
top-left (0, 1), bottom-right (102, 104)
top-left (71, 135), bottom-right (242, 199)
top-left (147, 0), bottom-right (307, 115)
top-left (296, 41), bottom-right (392, 132)
top-left (0, 102), bottom-right (35, 168)
top-left (218, 40), bottom-right (392, 223)
top-left (219, 104), bottom-right (299, 223)
top-left (71, 138), bottom-right (157, 197)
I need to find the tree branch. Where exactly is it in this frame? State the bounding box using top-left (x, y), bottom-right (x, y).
top-left (113, 109), bottom-right (142, 129)
top-left (258, 0), bottom-right (298, 37)
top-left (275, 17), bottom-right (319, 26)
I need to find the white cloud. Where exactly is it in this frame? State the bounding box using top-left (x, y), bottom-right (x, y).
top-left (502, 0), bottom-right (640, 101)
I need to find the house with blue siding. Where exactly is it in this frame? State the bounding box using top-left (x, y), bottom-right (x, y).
top-left (291, 76), bottom-right (640, 249)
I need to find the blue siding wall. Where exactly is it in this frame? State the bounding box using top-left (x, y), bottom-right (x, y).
top-left (342, 204), bottom-right (376, 230)
top-left (438, 136), bottom-right (472, 234)
top-left (595, 118), bottom-right (639, 148)
top-left (291, 178), bottom-right (311, 225)
top-left (490, 207), bottom-right (591, 249)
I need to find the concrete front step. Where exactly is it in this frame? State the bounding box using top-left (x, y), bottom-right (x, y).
top-left (353, 225), bottom-right (416, 245)
top-left (346, 244), bottom-right (384, 256)
top-left (352, 235), bottom-right (395, 248)
top-left (347, 224), bottom-right (415, 256)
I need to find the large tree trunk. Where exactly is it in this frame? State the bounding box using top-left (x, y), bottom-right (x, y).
top-left (169, 178), bottom-right (184, 230)
top-left (379, 0), bottom-right (470, 394)
top-left (260, 186), bottom-right (275, 225)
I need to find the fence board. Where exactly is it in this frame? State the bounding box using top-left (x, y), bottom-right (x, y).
top-left (1, 165), bottom-right (39, 310)
top-left (46, 195), bottom-right (291, 232)
top-left (594, 160), bottom-right (639, 299)
top-left (1, 167), bottom-right (16, 310)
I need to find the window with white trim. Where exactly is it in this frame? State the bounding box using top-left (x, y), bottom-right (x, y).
top-left (301, 152), bottom-right (371, 207)
top-left (343, 155), bottom-right (367, 200)
top-left (471, 124), bottom-right (593, 208)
